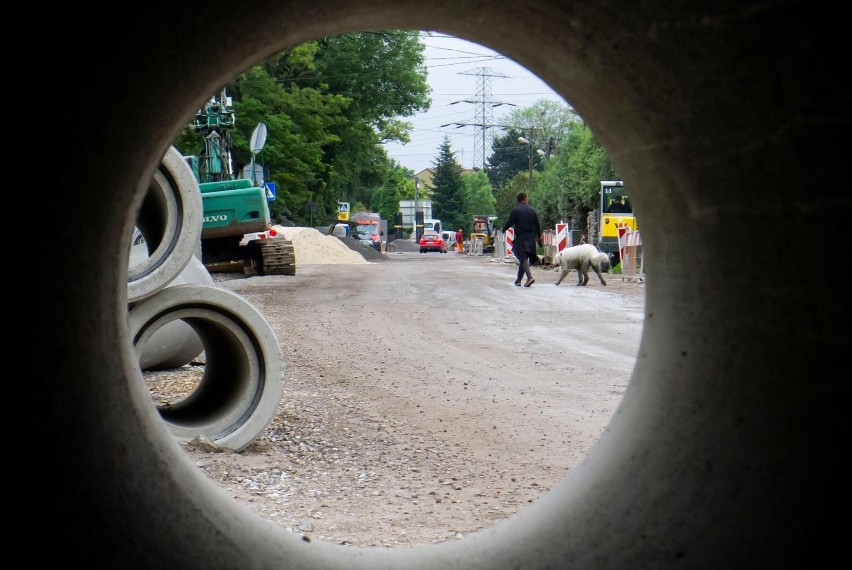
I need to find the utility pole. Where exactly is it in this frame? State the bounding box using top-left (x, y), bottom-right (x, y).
top-left (518, 132), bottom-right (546, 194)
top-left (413, 178), bottom-right (420, 240)
top-left (447, 67), bottom-right (515, 169)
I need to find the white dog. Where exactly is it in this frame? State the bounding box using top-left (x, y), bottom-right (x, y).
top-left (553, 244), bottom-right (611, 286)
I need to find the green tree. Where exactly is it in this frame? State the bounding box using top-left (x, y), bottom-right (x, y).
top-left (173, 31), bottom-right (430, 227)
top-left (486, 100), bottom-right (581, 192)
top-left (235, 66), bottom-right (348, 223)
top-left (311, 31), bottom-right (430, 141)
top-left (369, 161), bottom-right (414, 223)
top-left (534, 119), bottom-right (616, 231)
top-left (499, 99), bottom-right (577, 156)
top-left (430, 136), bottom-right (466, 232)
top-left (495, 173), bottom-right (531, 224)
top-left (485, 127), bottom-right (528, 190)
top-left (483, 100), bottom-right (616, 235)
top-left (306, 31), bottom-right (429, 212)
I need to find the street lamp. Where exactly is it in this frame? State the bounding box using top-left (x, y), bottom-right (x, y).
top-left (518, 137), bottom-right (533, 193)
top-left (518, 137), bottom-right (546, 194)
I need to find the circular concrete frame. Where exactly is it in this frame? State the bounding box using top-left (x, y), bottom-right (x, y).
top-left (135, 255), bottom-right (211, 371)
top-left (128, 145), bottom-right (203, 303)
top-left (35, 1), bottom-right (844, 568)
top-left (128, 283), bottom-right (283, 451)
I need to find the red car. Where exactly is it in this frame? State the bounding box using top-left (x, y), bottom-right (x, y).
top-left (419, 232), bottom-right (447, 253)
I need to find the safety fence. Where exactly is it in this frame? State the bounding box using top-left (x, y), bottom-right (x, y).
top-left (617, 227), bottom-right (644, 282)
top-left (491, 230), bottom-right (512, 262)
top-left (491, 222), bottom-right (576, 264)
top-left (541, 222), bottom-right (572, 264)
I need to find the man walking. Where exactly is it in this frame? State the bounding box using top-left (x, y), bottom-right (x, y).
top-left (455, 228), bottom-right (464, 253)
top-left (501, 192), bottom-right (542, 287)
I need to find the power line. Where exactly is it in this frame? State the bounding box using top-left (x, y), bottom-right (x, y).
top-left (442, 67), bottom-right (516, 169)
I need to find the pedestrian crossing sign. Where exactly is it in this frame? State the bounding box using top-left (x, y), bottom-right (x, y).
top-left (338, 202), bottom-right (349, 221)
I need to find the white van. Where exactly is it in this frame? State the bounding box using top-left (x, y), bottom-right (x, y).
top-left (423, 218), bottom-right (442, 236)
top-left (442, 230), bottom-right (456, 246)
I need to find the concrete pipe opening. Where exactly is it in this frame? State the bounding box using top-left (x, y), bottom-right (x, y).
top-left (128, 145), bottom-right (203, 303)
top-left (129, 284), bottom-right (283, 451)
top-left (135, 255), bottom-right (213, 371)
top-left (36, 1), bottom-right (844, 568)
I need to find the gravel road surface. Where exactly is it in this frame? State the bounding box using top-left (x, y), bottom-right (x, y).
top-left (146, 250), bottom-right (645, 548)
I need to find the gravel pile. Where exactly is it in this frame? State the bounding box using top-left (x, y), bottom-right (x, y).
top-left (271, 226), bottom-right (370, 265)
top-left (272, 226), bottom-right (392, 264)
top-left (385, 238), bottom-right (420, 252)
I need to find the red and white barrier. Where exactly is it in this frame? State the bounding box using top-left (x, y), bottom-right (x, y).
top-left (617, 225), bottom-right (629, 263)
top-left (505, 227), bottom-right (514, 257)
top-left (617, 227), bottom-right (644, 282)
top-left (555, 223), bottom-right (569, 251)
top-left (617, 227), bottom-right (642, 260)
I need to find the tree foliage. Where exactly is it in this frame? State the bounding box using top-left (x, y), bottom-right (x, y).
top-left (370, 161), bottom-right (414, 224)
top-left (485, 127), bottom-right (529, 190)
top-left (484, 100), bottom-right (617, 234)
top-left (173, 31), bottom-right (430, 226)
top-left (169, 32), bottom-right (617, 237)
top-left (430, 136), bottom-right (466, 232)
top-left (534, 120), bottom-right (617, 229)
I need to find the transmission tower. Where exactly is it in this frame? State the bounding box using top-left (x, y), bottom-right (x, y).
top-left (455, 67), bottom-right (515, 169)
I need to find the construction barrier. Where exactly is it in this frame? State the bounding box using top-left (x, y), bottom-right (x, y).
top-left (500, 224), bottom-right (574, 265)
top-left (541, 223), bottom-right (572, 265)
top-left (617, 227), bottom-right (644, 283)
top-left (541, 229), bottom-right (556, 264)
top-left (493, 231), bottom-right (507, 258)
top-left (555, 222), bottom-right (570, 252)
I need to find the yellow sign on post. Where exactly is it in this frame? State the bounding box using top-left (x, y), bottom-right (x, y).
top-left (338, 202), bottom-right (349, 221)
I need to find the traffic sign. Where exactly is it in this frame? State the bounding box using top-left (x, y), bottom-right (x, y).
top-left (265, 182), bottom-right (276, 200)
top-left (338, 202), bottom-right (349, 221)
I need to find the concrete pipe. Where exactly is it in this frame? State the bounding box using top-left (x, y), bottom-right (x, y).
top-left (135, 255), bottom-right (213, 371)
top-left (127, 284), bottom-right (283, 451)
top-left (35, 1), bottom-right (844, 568)
top-left (127, 145), bottom-right (203, 303)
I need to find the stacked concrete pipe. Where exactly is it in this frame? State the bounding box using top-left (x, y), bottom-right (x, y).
top-left (132, 252), bottom-right (210, 371)
top-left (128, 145), bottom-right (284, 451)
top-left (127, 145), bottom-right (204, 304)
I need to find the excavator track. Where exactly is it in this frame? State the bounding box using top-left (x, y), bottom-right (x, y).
top-left (246, 237), bottom-right (296, 276)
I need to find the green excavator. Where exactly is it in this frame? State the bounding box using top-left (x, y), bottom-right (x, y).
top-left (184, 91), bottom-right (295, 275)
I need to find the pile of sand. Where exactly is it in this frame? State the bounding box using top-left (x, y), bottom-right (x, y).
top-left (271, 226), bottom-right (369, 266)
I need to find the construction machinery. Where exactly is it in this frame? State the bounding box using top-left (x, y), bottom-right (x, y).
top-left (349, 212), bottom-right (385, 252)
top-left (184, 91), bottom-right (295, 275)
top-left (471, 214), bottom-right (498, 253)
top-left (593, 180), bottom-right (638, 266)
top-left (324, 212), bottom-right (386, 252)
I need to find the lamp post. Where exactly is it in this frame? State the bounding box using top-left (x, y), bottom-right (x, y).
top-left (413, 178), bottom-right (420, 241)
top-left (518, 137), bottom-right (547, 196)
top-left (518, 136), bottom-right (534, 193)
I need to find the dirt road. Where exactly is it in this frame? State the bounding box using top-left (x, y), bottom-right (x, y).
top-left (155, 250), bottom-right (645, 548)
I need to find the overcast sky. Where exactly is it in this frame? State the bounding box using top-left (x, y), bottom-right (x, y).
top-left (383, 32), bottom-right (567, 174)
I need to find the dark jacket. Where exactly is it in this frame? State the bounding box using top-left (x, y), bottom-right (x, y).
top-left (501, 202), bottom-right (542, 255)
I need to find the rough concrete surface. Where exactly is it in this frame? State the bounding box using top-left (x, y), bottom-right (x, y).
top-left (145, 251), bottom-right (645, 548)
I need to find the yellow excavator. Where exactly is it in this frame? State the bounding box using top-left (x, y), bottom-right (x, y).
top-left (471, 215), bottom-right (498, 253)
